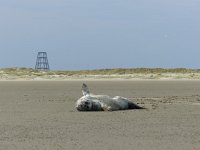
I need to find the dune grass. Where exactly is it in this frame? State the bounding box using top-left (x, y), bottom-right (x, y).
top-left (0, 67), bottom-right (200, 80)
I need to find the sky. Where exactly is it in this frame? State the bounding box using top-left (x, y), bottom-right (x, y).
top-left (0, 0), bottom-right (200, 70)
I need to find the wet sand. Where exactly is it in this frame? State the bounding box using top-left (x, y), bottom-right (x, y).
top-left (0, 80), bottom-right (200, 150)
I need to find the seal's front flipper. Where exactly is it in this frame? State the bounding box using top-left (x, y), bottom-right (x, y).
top-left (82, 83), bottom-right (90, 96)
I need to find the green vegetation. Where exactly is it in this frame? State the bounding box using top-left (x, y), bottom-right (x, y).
top-left (0, 67), bottom-right (200, 80)
top-left (58, 68), bottom-right (200, 75)
top-left (1, 67), bottom-right (200, 75)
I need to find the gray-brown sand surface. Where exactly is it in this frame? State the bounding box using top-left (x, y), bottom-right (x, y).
top-left (0, 80), bottom-right (200, 150)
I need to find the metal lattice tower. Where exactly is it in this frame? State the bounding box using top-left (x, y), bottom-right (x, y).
top-left (35, 52), bottom-right (50, 70)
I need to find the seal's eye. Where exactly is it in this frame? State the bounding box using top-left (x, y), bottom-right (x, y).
top-left (85, 101), bottom-right (89, 105)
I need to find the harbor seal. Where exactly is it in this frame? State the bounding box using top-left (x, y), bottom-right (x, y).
top-left (76, 83), bottom-right (143, 111)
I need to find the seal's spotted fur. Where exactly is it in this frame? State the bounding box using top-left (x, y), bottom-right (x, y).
top-left (76, 83), bottom-right (143, 111)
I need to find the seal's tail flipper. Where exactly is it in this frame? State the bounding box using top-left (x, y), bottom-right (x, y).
top-left (128, 102), bottom-right (144, 109)
top-left (82, 83), bottom-right (90, 96)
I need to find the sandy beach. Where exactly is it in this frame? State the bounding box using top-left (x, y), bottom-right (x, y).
top-left (0, 80), bottom-right (200, 150)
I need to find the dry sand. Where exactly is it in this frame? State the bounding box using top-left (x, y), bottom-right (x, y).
top-left (0, 80), bottom-right (200, 150)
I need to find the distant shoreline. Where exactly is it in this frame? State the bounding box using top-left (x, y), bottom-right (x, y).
top-left (0, 76), bottom-right (200, 81)
top-left (1, 79), bottom-right (200, 82)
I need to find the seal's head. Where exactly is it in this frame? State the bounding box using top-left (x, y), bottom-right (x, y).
top-left (76, 96), bottom-right (102, 111)
top-left (76, 98), bottom-right (93, 111)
